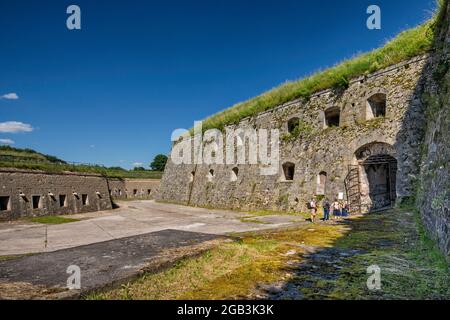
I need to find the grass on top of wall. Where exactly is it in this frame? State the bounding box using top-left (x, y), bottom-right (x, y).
top-left (195, 1), bottom-right (445, 133)
top-left (0, 161), bottom-right (163, 179)
top-left (0, 146), bottom-right (163, 179)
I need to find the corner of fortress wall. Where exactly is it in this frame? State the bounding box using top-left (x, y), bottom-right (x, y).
top-left (0, 168), bottom-right (161, 220)
top-left (417, 0), bottom-right (450, 256)
top-left (157, 53), bottom-right (437, 212)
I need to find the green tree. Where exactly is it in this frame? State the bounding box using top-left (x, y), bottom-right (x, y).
top-left (150, 154), bottom-right (168, 171)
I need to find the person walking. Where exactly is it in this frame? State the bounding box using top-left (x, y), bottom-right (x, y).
top-left (342, 201), bottom-right (349, 218)
top-left (310, 198), bottom-right (317, 223)
top-left (332, 199), bottom-right (341, 220)
top-left (323, 199), bottom-right (330, 221)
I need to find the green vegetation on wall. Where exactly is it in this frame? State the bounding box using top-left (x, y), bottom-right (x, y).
top-left (0, 146), bottom-right (163, 179)
top-left (195, 2), bottom-right (445, 133)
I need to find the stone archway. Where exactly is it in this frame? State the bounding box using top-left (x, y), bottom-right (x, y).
top-left (355, 142), bottom-right (398, 212)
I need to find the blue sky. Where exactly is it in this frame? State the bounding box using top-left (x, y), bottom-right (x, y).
top-left (0, 0), bottom-right (437, 169)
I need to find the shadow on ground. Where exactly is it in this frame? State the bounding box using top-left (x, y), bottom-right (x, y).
top-left (258, 208), bottom-right (450, 300)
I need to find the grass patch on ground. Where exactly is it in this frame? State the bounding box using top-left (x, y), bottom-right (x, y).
top-left (27, 216), bottom-right (81, 225)
top-left (193, 1), bottom-right (445, 133)
top-left (296, 208), bottom-right (450, 299)
top-left (87, 223), bottom-right (346, 300)
top-left (89, 207), bottom-right (449, 300)
top-left (0, 253), bottom-right (35, 262)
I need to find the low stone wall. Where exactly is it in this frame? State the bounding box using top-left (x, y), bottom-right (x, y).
top-left (0, 168), bottom-right (112, 220)
top-left (107, 178), bottom-right (160, 200)
top-left (0, 168), bottom-right (162, 220)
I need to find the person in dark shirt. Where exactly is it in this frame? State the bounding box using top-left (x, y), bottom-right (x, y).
top-left (323, 199), bottom-right (331, 221)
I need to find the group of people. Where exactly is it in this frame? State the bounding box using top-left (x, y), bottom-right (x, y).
top-left (309, 198), bottom-right (350, 223)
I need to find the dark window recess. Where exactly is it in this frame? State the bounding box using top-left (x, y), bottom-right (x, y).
top-left (288, 117), bottom-right (300, 133)
top-left (282, 162), bottom-right (295, 181)
top-left (147, 189), bottom-right (151, 195)
top-left (367, 93), bottom-right (387, 118)
top-left (59, 195), bottom-right (67, 207)
top-left (32, 196), bottom-right (41, 209)
top-left (231, 167), bottom-right (239, 182)
top-left (133, 189), bottom-right (138, 196)
top-left (82, 194), bottom-right (88, 206)
top-left (325, 107), bottom-right (340, 127)
top-left (0, 196), bottom-right (10, 211)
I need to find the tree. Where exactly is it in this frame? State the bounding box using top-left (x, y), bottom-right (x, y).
top-left (150, 154), bottom-right (168, 171)
top-left (133, 166), bottom-right (146, 171)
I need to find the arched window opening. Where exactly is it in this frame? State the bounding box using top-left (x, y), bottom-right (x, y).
top-left (282, 162), bottom-right (295, 181)
top-left (366, 93), bottom-right (386, 119)
top-left (189, 171), bottom-right (195, 183)
top-left (231, 167), bottom-right (239, 182)
top-left (325, 107), bottom-right (340, 127)
top-left (287, 117), bottom-right (300, 134)
top-left (207, 169), bottom-right (215, 182)
top-left (317, 171), bottom-right (327, 195)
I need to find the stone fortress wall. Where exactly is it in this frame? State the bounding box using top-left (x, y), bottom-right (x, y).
top-left (158, 54), bottom-right (436, 215)
top-left (0, 168), bottom-right (160, 220)
top-left (0, 168), bottom-right (112, 220)
top-left (107, 178), bottom-right (160, 200)
top-left (417, 1), bottom-right (450, 256)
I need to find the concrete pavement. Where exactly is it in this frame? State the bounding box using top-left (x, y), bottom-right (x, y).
top-left (0, 229), bottom-right (225, 299)
top-left (0, 200), bottom-right (304, 256)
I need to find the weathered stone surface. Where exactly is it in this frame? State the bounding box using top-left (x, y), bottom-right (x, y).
top-left (107, 178), bottom-right (160, 200)
top-left (158, 55), bottom-right (435, 214)
top-left (0, 168), bottom-right (112, 220)
top-left (417, 1), bottom-right (450, 256)
top-left (0, 168), bottom-right (161, 220)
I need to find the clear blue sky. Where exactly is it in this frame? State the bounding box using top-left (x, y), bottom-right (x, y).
top-left (0, 0), bottom-right (437, 169)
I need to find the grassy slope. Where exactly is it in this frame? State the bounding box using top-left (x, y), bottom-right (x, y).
top-left (0, 146), bottom-right (163, 179)
top-left (198, 4), bottom-right (443, 132)
top-left (89, 207), bottom-right (449, 300)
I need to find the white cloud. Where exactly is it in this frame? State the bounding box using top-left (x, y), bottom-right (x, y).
top-left (0, 138), bottom-right (14, 145)
top-left (1, 93), bottom-right (19, 100)
top-left (0, 121), bottom-right (34, 133)
top-left (132, 162), bottom-right (143, 167)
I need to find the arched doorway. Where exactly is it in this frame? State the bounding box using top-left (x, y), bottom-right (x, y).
top-left (362, 155), bottom-right (397, 211)
top-left (355, 142), bottom-right (398, 212)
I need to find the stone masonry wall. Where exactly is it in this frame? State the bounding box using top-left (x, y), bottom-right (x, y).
top-left (158, 54), bottom-right (435, 214)
top-left (418, 0), bottom-right (450, 256)
top-left (107, 178), bottom-right (160, 200)
top-left (0, 168), bottom-right (112, 220)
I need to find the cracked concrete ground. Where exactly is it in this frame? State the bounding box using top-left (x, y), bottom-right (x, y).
top-left (0, 200), bottom-right (304, 256)
top-left (0, 201), bottom-right (306, 299)
top-left (0, 229), bottom-right (226, 299)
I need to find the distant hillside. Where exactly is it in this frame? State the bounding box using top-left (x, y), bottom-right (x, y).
top-left (0, 146), bottom-right (66, 164)
top-left (0, 146), bottom-right (163, 179)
